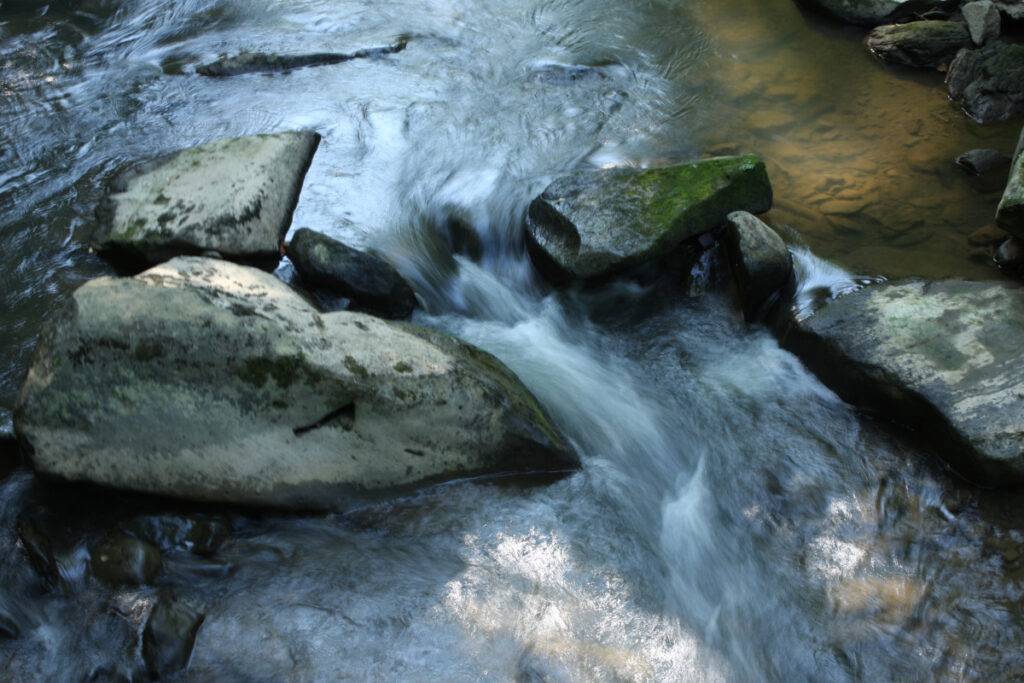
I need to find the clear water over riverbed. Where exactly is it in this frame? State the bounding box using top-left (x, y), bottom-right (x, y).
top-left (1, 0), bottom-right (1023, 679)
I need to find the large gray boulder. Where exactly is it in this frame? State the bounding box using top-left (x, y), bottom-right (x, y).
top-left (947, 42), bottom-right (1024, 124)
top-left (525, 155), bottom-right (772, 282)
top-left (286, 228), bottom-right (417, 319)
top-left (996, 126), bottom-right (1024, 238)
top-left (800, 0), bottom-right (959, 26)
top-left (723, 211), bottom-right (793, 322)
top-left (94, 132), bottom-right (320, 270)
top-left (780, 280), bottom-right (1024, 485)
top-left (866, 21), bottom-right (972, 68)
top-left (14, 257), bottom-right (574, 510)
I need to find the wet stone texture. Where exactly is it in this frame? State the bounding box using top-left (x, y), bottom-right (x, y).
top-left (866, 20), bottom-right (971, 68)
top-left (143, 591), bottom-right (205, 680)
top-left (780, 279), bottom-right (1024, 485)
top-left (947, 42), bottom-right (1024, 124)
top-left (723, 211), bottom-right (793, 322)
top-left (997, 125), bottom-right (1024, 239)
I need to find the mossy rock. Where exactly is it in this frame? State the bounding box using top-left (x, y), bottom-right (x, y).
top-left (867, 21), bottom-right (971, 68)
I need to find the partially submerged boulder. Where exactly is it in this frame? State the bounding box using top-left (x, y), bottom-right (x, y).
top-left (799, 0), bottom-right (959, 26)
top-left (15, 257), bottom-right (574, 510)
top-left (93, 131), bottom-right (320, 270)
top-left (955, 147), bottom-right (1010, 175)
top-left (286, 228), bottom-right (417, 319)
top-left (996, 126), bottom-right (1024, 238)
top-left (866, 20), bottom-right (971, 68)
top-left (723, 211), bottom-right (793, 322)
top-left (947, 42), bottom-right (1024, 124)
top-left (780, 280), bottom-right (1024, 485)
top-left (143, 591), bottom-right (205, 681)
top-left (525, 155), bottom-right (772, 282)
top-left (197, 41), bottom-right (406, 77)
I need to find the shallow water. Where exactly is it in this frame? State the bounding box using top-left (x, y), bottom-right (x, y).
top-left (1, 0), bottom-right (1023, 680)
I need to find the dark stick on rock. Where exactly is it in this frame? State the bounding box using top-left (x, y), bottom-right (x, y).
top-left (197, 41), bottom-right (407, 77)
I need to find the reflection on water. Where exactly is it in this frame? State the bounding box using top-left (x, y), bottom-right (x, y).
top-left (1, 0), bottom-right (1023, 680)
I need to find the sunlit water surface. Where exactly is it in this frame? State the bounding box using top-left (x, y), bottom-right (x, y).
top-left (1, 0), bottom-right (1023, 680)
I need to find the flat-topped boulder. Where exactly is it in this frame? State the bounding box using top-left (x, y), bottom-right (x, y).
top-left (286, 228), bottom-right (417, 319)
top-left (996, 126), bottom-right (1024, 238)
top-left (866, 21), bottom-right (971, 68)
top-left (525, 155), bottom-right (772, 282)
top-left (14, 257), bottom-right (574, 510)
top-left (779, 279), bottom-right (1024, 485)
top-left (93, 131), bottom-right (320, 270)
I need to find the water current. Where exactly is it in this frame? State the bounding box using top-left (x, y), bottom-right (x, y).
top-left (1, 0), bottom-right (1023, 680)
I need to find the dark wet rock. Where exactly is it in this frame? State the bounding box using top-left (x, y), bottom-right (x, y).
top-left (196, 41), bottom-right (406, 77)
top-left (866, 21), bottom-right (971, 68)
top-left (93, 131), bottom-right (320, 271)
top-left (779, 279), bottom-right (1024, 485)
top-left (956, 148), bottom-right (1011, 175)
top-left (997, 126), bottom-right (1024, 238)
top-left (799, 0), bottom-right (960, 26)
top-left (89, 532), bottom-right (162, 586)
top-left (1, 422), bottom-right (18, 480)
top-left (286, 228), bottom-right (417, 319)
top-left (143, 591), bottom-right (204, 680)
top-left (16, 517), bottom-right (86, 591)
top-left (525, 155), bottom-right (772, 282)
top-left (723, 211), bottom-right (794, 322)
top-left (967, 224), bottom-right (1009, 265)
top-left (962, 0), bottom-right (1001, 45)
top-left (15, 257), bottom-right (575, 510)
top-left (122, 514), bottom-right (230, 556)
top-left (995, 236), bottom-right (1024, 268)
top-left (947, 42), bottom-right (1024, 124)
top-left (990, 0), bottom-right (1024, 20)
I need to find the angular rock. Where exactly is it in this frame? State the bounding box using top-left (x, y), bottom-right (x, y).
top-left (961, 0), bottom-right (1001, 45)
top-left (955, 148), bottom-right (1011, 175)
top-left (947, 42), bottom-right (1024, 124)
top-left (143, 591), bottom-right (204, 680)
top-left (122, 514), bottom-right (230, 556)
top-left (525, 155), bottom-right (772, 282)
top-left (197, 41), bottom-right (406, 77)
top-left (89, 532), bottom-right (162, 586)
top-left (286, 228), bottom-right (417, 319)
top-left (15, 257), bottom-right (574, 510)
top-left (800, 0), bottom-right (959, 26)
top-left (996, 126), bottom-right (1024, 238)
top-left (867, 20), bottom-right (972, 68)
top-left (779, 280), bottom-right (1024, 485)
top-left (93, 131), bottom-right (320, 270)
top-left (723, 211), bottom-right (794, 322)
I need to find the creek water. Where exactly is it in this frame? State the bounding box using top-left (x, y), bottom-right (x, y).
top-left (1, 0), bottom-right (1023, 680)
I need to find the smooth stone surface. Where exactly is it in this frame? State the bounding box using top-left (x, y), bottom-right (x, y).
top-left (93, 132), bottom-right (320, 270)
top-left (15, 257), bottom-right (574, 510)
top-left (143, 591), bottom-right (205, 681)
top-left (866, 21), bottom-right (971, 68)
top-left (525, 155), bottom-right (772, 282)
top-left (122, 514), bottom-right (230, 556)
top-left (956, 148), bottom-right (1011, 175)
top-left (990, 0), bottom-right (1024, 20)
top-left (723, 211), bottom-right (793, 322)
top-left (286, 228), bottom-right (417, 319)
top-left (780, 280), bottom-right (1024, 485)
top-left (947, 42), bottom-right (1024, 124)
top-left (962, 0), bottom-right (1001, 45)
top-left (89, 532), bottom-right (162, 586)
top-left (996, 126), bottom-right (1024, 238)
top-left (197, 42), bottom-right (406, 77)
top-left (800, 0), bottom-right (958, 26)
top-left (995, 236), bottom-right (1024, 268)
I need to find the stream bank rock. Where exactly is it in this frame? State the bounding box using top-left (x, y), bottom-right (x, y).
top-left (286, 228), bottom-right (417, 319)
top-left (799, 0), bottom-right (959, 26)
top-left (996, 126), bottom-right (1024, 238)
top-left (93, 131), bottom-right (320, 270)
top-left (866, 20), bottom-right (971, 68)
top-left (525, 155), bottom-right (772, 282)
top-left (780, 280), bottom-right (1024, 485)
top-left (723, 211), bottom-right (793, 322)
top-left (14, 257), bottom-right (574, 510)
top-left (946, 42), bottom-right (1024, 124)
top-left (961, 1), bottom-right (1001, 45)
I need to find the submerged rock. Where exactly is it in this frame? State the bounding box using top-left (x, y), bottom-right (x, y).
top-left (780, 280), bottom-right (1024, 485)
top-left (197, 41), bottom-right (406, 77)
top-left (995, 236), bottom-right (1024, 269)
top-left (143, 591), bottom-right (204, 680)
top-left (996, 126), bottom-right (1024, 238)
top-left (286, 228), bottom-right (417, 319)
top-left (947, 42), bottom-right (1024, 124)
top-left (15, 257), bottom-right (574, 510)
top-left (93, 131), bottom-right (320, 270)
top-left (866, 21), bottom-right (971, 68)
top-left (122, 514), bottom-right (230, 556)
top-left (961, 0), bottom-right (1001, 46)
top-left (799, 0), bottom-right (959, 26)
top-left (723, 211), bottom-right (793, 322)
top-left (956, 148), bottom-right (1011, 175)
top-left (89, 532), bottom-right (162, 586)
top-left (525, 155), bottom-right (772, 282)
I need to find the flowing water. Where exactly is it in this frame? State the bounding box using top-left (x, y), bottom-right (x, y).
top-left (1, 0), bottom-right (1023, 680)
